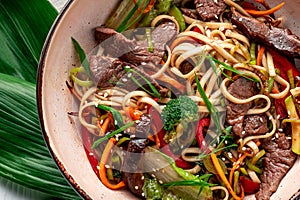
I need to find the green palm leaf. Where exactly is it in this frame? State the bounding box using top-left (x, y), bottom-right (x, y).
top-left (0, 0), bottom-right (81, 198)
top-left (0, 73), bottom-right (80, 199)
top-left (0, 0), bottom-right (57, 83)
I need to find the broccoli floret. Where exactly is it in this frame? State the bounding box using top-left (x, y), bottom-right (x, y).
top-left (161, 95), bottom-right (199, 132)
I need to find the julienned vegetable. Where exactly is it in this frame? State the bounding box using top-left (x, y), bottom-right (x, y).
top-left (285, 95), bottom-right (300, 154)
top-left (69, 0), bottom-right (300, 199)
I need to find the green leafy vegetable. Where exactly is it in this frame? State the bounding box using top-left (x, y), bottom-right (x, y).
top-left (0, 73), bottom-right (80, 199)
top-left (124, 67), bottom-right (161, 98)
top-left (138, 8), bottom-right (158, 27)
top-left (97, 104), bottom-right (124, 128)
top-left (155, 0), bottom-right (173, 14)
top-left (142, 178), bottom-right (164, 199)
top-left (143, 147), bottom-right (213, 199)
top-left (71, 37), bottom-right (92, 79)
top-left (91, 121), bottom-right (135, 149)
top-left (161, 95), bottom-right (199, 132)
top-left (209, 56), bottom-right (260, 83)
top-left (195, 75), bottom-right (222, 134)
top-left (115, 0), bottom-right (149, 32)
top-left (168, 5), bottom-right (186, 32)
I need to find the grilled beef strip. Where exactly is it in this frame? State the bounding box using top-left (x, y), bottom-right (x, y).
top-left (230, 8), bottom-right (300, 58)
top-left (243, 114), bottom-right (269, 137)
top-left (256, 133), bottom-right (296, 200)
top-left (94, 22), bottom-right (177, 65)
top-left (194, 0), bottom-right (227, 21)
top-left (122, 138), bottom-right (150, 198)
top-left (225, 77), bottom-right (257, 137)
top-left (89, 55), bottom-right (169, 97)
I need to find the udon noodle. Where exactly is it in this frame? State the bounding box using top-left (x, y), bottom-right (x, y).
top-left (68, 0), bottom-right (300, 199)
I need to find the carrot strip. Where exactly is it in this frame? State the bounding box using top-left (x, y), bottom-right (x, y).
top-left (211, 153), bottom-right (241, 200)
top-left (245, 2), bottom-right (285, 16)
top-left (98, 117), bottom-right (111, 136)
top-left (99, 138), bottom-right (126, 190)
top-left (239, 184), bottom-right (245, 199)
top-left (257, 46), bottom-right (265, 66)
top-left (229, 153), bottom-right (249, 185)
top-left (128, 106), bottom-right (143, 120)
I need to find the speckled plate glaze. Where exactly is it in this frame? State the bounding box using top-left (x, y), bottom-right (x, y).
top-left (37, 0), bottom-right (300, 199)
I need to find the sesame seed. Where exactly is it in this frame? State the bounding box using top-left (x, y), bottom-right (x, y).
top-left (124, 66), bottom-right (130, 69)
top-left (142, 193), bottom-right (145, 197)
top-left (94, 102), bottom-right (98, 107)
top-left (151, 174), bottom-right (156, 178)
top-left (103, 92), bottom-right (108, 98)
top-left (141, 62), bottom-right (147, 65)
top-left (127, 73), bottom-right (132, 78)
top-left (122, 78), bottom-right (128, 82)
top-left (225, 140), bottom-right (228, 144)
top-left (181, 145), bottom-right (184, 149)
top-left (222, 157), bottom-right (226, 161)
top-left (159, 180), bottom-right (163, 184)
top-left (242, 147), bottom-right (246, 151)
top-left (214, 0), bottom-right (218, 3)
top-left (114, 120), bottom-right (118, 125)
top-left (141, 176), bottom-right (145, 180)
top-left (89, 152), bottom-right (94, 156)
top-left (214, 14), bottom-right (218, 19)
top-left (275, 133), bottom-right (279, 138)
top-left (241, 131), bottom-right (246, 135)
top-left (105, 164), bottom-right (110, 168)
top-left (219, 26), bottom-right (225, 31)
top-left (269, 115), bottom-right (273, 120)
top-left (287, 136), bottom-right (292, 140)
top-left (239, 18), bottom-right (243, 22)
top-left (228, 152), bottom-right (233, 158)
top-left (278, 128), bottom-right (283, 132)
top-left (100, 119), bottom-right (104, 124)
top-left (287, 111), bottom-right (291, 116)
top-left (135, 186), bottom-right (139, 190)
top-left (130, 135), bottom-right (136, 139)
top-left (277, 115), bottom-right (281, 119)
top-left (202, 141), bottom-right (206, 146)
top-left (259, 117), bottom-right (264, 123)
top-left (96, 165), bottom-right (100, 170)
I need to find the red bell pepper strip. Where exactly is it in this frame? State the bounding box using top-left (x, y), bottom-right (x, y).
top-left (269, 49), bottom-right (300, 81)
top-left (196, 118), bottom-right (210, 152)
top-left (148, 107), bottom-right (193, 169)
top-left (239, 176), bottom-right (260, 194)
top-left (82, 117), bottom-right (100, 176)
top-left (268, 49), bottom-right (300, 119)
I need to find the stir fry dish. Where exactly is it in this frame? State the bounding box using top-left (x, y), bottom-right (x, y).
top-left (67, 0), bottom-right (300, 199)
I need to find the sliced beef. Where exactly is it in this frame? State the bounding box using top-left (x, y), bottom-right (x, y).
top-left (122, 138), bottom-right (150, 198)
top-left (230, 8), bottom-right (300, 58)
top-left (135, 114), bottom-right (151, 138)
top-left (225, 77), bottom-right (257, 136)
top-left (242, 114), bottom-right (269, 137)
top-left (180, 8), bottom-right (199, 20)
top-left (89, 55), bottom-right (169, 97)
top-left (256, 133), bottom-right (296, 200)
top-left (194, 0), bottom-right (227, 21)
top-left (95, 22), bottom-right (177, 65)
